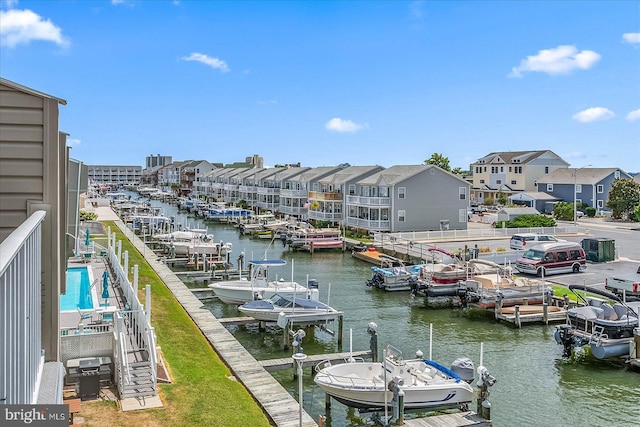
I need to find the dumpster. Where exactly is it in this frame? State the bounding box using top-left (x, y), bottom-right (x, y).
top-left (581, 237), bottom-right (615, 262)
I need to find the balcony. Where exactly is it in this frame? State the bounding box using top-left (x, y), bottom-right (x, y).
top-left (308, 191), bottom-right (343, 201)
top-left (257, 187), bottom-right (280, 195)
top-left (308, 211), bottom-right (343, 221)
top-left (346, 217), bottom-right (390, 231)
top-left (279, 188), bottom-right (307, 197)
top-left (279, 205), bottom-right (305, 215)
top-left (346, 195), bottom-right (390, 206)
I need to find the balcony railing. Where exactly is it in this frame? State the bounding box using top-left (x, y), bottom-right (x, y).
top-left (346, 217), bottom-right (391, 231)
top-left (308, 191), bottom-right (343, 201)
top-left (0, 210), bottom-right (46, 404)
top-left (308, 211), bottom-right (343, 221)
top-left (346, 195), bottom-right (391, 206)
top-left (279, 188), bottom-right (307, 197)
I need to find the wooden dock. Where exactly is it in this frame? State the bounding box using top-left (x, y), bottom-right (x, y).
top-left (113, 220), bottom-right (318, 427)
top-left (494, 304), bottom-right (567, 328)
top-left (403, 411), bottom-right (490, 426)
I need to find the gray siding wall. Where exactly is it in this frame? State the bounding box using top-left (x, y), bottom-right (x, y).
top-left (0, 81), bottom-right (65, 361)
top-left (393, 168), bottom-right (469, 232)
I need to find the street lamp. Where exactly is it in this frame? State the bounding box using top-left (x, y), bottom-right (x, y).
top-left (292, 352), bottom-right (308, 427)
top-left (574, 164), bottom-right (592, 226)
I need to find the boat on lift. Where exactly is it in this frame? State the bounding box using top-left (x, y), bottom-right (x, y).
top-left (208, 259), bottom-right (311, 305)
top-left (313, 344), bottom-right (476, 410)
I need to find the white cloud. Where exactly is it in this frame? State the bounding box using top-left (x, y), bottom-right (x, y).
top-left (508, 45), bottom-right (600, 78)
top-left (622, 32), bottom-right (640, 46)
top-left (325, 117), bottom-right (367, 133)
top-left (626, 109), bottom-right (640, 121)
top-left (572, 107), bottom-right (615, 123)
top-left (1, 0), bottom-right (20, 9)
top-left (0, 9), bottom-right (69, 48)
top-left (181, 52), bottom-right (229, 73)
top-left (66, 138), bottom-right (81, 147)
top-left (257, 100), bottom-right (277, 105)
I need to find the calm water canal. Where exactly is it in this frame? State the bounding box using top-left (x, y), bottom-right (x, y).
top-left (142, 199), bottom-right (639, 427)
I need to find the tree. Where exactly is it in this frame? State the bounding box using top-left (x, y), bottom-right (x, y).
top-left (424, 153), bottom-right (451, 171)
top-left (553, 201), bottom-right (574, 221)
top-left (606, 178), bottom-right (640, 220)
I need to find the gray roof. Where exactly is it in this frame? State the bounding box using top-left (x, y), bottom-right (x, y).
top-left (288, 166), bottom-right (342, 182)
top-left (318, 165), bottom-right (384, 185)
top-left (476, 150), bottom-right (556, 165)
top-left (1, 77), bottom-right (67, 105)
top-left (509, 191), bottom-right (560, 201)
top-left (357, 165), bottom-right (430, 186)
top-left (497, 207), bottom-right (540, 215)
top-left (539, 168), bottom-right (630, 185)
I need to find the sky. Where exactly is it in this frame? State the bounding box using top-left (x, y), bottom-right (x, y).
top-left (1, 0), bottom-right (639, 172)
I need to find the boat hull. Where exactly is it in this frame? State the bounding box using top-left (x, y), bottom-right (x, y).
top-left (209, 282), bottom-right (306, 305)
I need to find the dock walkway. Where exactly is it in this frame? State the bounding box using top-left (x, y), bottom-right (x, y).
top-left (111, 218), bottom-right (317, 427)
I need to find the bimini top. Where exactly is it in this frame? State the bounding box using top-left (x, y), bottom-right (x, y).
top-left (249, 260), bottom-right (286, 267)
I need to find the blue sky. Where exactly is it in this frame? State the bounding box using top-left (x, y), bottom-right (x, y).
top-left (1, 0), bottom-right (639, 172)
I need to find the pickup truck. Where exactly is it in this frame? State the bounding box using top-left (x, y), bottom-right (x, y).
top-left (605, 271), bottom-right (640, 297)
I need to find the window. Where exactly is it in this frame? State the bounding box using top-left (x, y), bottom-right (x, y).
top-left (398, 210), bottom-right (406, 222)
top-left (557, 252), bottom-right (568, 262)
top-left (545, 167), bottom-right (549, 173)
top-left (398, 187), bottom-right (406, 199)
top-left (500, 166), bottom-right (504, 172)
top-left (576, 184), bottom-right (582, 194)
top-left (480, 179), bottom-right (485, 184)
top-left (348, 184), bottom-right (355, 195)
top-left (547, 184), bottom-right (553, 192)
top-left (459, 187), bottom-right (467, 200)
top-left (459, 209), bottom-right (467, 223)
top-left (511, 180), bottom-right (517, 185)
top-left (614, 170), bottom-right (620, 179)
top-left (597, 185), bottom-right (603, 193)
top-left (570, 250), bottom-right (582, 260)
top-left (597, 200), bottom-right (604, 208)
top-left (496, 180), bottom-right (502, 184)
top-left (509, 167), bottom-right (512, 172)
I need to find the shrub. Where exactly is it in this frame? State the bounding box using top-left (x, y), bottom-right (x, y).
top-left (79, 210), bottom-right (97, 221)
top-left (585, 207), bottom-right (596, 217)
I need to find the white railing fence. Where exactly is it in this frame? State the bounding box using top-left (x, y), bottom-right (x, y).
top-left (0, 210), bottom-right (46, 405)
top-left (106, 232), bottom-right (158, 393)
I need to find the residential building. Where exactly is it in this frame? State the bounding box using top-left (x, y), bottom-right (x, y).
top-left (88, 164), bottom-right (142, 187)
top-left (142, 154), bottom-right (172, 185)
top-left (280, 166), bottom-right (346, 218)
top-left (470, 150), bottom-right (569, 205)
top-left (0, 77), bottom-right (70, 404)
top-left (536, 167), bottom-right (632, 213)
top-left (346, 165), bottom-right (471, 233)
top-left (180, 160), bottom-right (215, 196)
top-left (308, 165), bottom-right (385, 225)
top-left (255, 167), bottom-right (302, 211)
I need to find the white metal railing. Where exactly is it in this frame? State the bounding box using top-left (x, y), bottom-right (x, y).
top-left (0, 210), bottom-right (46, 404)
top-left (107, 240), bottom-right (158, 392)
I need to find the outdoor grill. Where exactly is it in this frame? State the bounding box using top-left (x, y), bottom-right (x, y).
top-left (77, 358), bottom-right (100, 399)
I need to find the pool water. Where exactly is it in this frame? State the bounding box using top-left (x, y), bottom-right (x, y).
top-left (61, 267), bottom-right (95, 311)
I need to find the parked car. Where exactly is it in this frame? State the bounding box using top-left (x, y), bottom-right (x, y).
top-left (469, 206), bottom-right (487, 214)
top-left (509, 233), bottom-right (563, 250)
top-left (576, 211), bottom-right (585, 218)
top-left (515, 241), bottom-right (587, 276)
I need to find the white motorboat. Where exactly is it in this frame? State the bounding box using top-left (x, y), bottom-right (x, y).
top-left (314, 345), bottom-right (475, 410)
top-left (238, 292), bottom-right (341, 325)
top-left (208, 259), bottom-right (311, 305)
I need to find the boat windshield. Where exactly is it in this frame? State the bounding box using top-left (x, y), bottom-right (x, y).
top-left (522, 249), bottom-right (544, 260)
top-left (270, 295), bottom-right (294, 308)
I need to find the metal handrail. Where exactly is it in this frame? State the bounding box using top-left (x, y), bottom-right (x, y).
top-left (0, 211), bottom-right (46, 275)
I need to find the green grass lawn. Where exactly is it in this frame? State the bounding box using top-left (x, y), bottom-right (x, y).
top-left (83, 221), bottom-right (273, 427)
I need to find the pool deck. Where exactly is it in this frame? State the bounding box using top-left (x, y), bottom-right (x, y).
top-left (61, 255), bottom-right (121, 329)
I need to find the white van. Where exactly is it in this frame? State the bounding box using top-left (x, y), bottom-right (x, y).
top-left (509, 233), bottom-right (562, 250)
top-left (515, 242), bottom-right (587, 277)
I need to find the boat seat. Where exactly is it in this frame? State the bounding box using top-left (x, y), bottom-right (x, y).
top-left (613, 303), bottom-right (629, 320)
top-left (600, 303), bottom-right (617, 321)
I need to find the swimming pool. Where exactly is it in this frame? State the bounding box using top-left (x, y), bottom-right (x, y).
top-left (61, 266), bottom-right (97, 312)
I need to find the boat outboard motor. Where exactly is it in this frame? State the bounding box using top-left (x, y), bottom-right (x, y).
top-left (451, 357), bottom-right (475, 384)
top-left (307, 279), bottom-right (319, 289)
top-left (408, 275), bottom-right (419, 296)
top-left (555, 324), bottom-right (575, 358)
